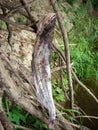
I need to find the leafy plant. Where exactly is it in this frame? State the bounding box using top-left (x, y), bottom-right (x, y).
top-left (68, 6), bottom-right (98, 80)
top-left (2, 97), bottom-right (50, 130)
top-left (0, 20), bottom-right (7, 30)
top-left (7, 106), bottom-right (26, 125)
top-left (53, 85), bottom-right (65, 101)
top-left (17, 15), bottom-right (29, 24)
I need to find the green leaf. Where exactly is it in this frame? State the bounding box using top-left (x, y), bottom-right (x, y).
top-left (8, 106), bottom-right (26, 125)
top-left (0, 20), bottom-right (7, 30)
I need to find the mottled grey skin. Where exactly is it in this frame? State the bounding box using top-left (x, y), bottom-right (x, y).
top-left (32, 13), bottom-right (56, 128)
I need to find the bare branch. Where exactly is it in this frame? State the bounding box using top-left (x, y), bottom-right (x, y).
top-left (13, 124), bottom-right (33, 130)
top-left (75, 115), bottom-right (98, 120)
top-left (0, 52), bottom-right (75, 130)
top-left (72, 70), bottom-right (98, 103)
top-left (50, 0), bottom-right (74, 109)
top-left (0, 17), bottom-right (35, 32)
top-left (0, 109), bottom-right (14, 130)
top-left (0, 89), bottom-right (14, 130)
top-left (31, 13), bottom-right (56, 129)
top-left (52, 42), bottom-right (98, 104)
top-left (1, 7), bottom-right (12, 48)
top-left (19, 0), bottom-right (38, 32)
top-left (0, 0), bottom-right (38, 33)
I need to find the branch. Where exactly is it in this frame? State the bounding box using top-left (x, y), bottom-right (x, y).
top-left (13, 124), bottom-right (33, 130)
top-left (0, 54), bottom-right (47, 123)
top-left (75, 115), bottom-right (98, 120)
top-left (0, 90), bottom-right (5, 130)
top-left (0, 53), bottom-right (75, 130)
top-left (72, 70), bottom-right (98, 103)
top-left (51, 65), bottom-right (66, 73)
top-left (0, 0), bottom-right (38, 33)
top-left (1, 7), bottom-right (12, 48)
top-left (1, 0), bottom-right (35, 20)
top-left (31, 13), bottom-right (56, 129)
top-left (0, 110), bottom-right (14, 130)
top-left (19, 0), bottom-right (35, 22)
top-left (50, 0), bottom-right (74, 109)
top-left (1, 17), bottom-right (34, 32)
top-left (0, 89), bottom-right (14, 130)
top-left (52, 42), bottom-right (98, 104)
top-left (0, 0), bottom-right (34, 10)
top-left (20, 0), bottom-right (38, 32)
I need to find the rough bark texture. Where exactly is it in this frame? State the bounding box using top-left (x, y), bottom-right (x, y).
top-left (0, 51), bottom-right (75, 130)
top-left (31, 13), bottom-right (56, 129)
top-left (0, 85), bottom-right (14, 130)
top-left (0, 1), bottom-right (78, 130)
top-left (0, 110), bottom-right (14, 130)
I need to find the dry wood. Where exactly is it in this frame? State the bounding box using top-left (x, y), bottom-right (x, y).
top-left (0, 109), bottom-right (14, 130)
top-left (50, 0), bottom-right (74, 109)
top-left (0, 51), bottom-right (75, 130)
top-left (0, 1), bottom-right (94, 129)
top-left (0, 89), bottom-right (14, 130)
top-left (0, 0), bottom-right (37, 44)
top-left (1, 7), bottom-right (12, 48)
top-left (31, 13), bottom-right (56, 129)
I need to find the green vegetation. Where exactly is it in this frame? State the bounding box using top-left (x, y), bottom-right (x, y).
top-left (0, 20), bottom-right (6, 30)
top-left (69, 5), bottom-right (98, 80)
top-left (17, 15), bottom-right (29, 24)
top-left (3, 97), bottom-right (49, 130)
top-left (1, 1), bottom-right (98, 129)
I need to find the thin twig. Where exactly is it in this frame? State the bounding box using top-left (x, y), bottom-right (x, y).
top-left (20, 0), bottom-right (38, 32)
top-left (52, 42), bottom-right (98, 103)
top-left (0, 109), bottom-right (14, 130)
top-left (5, 0), bottom-right (34, 18)
top-left (75, 115), bottom-right (98, 120)
top-left (0, 0), bottom-right (37, 33)
top-left (50, 0), bottom-right (74, 109)
top-left (0, 52), bottom-right (70, 130)
top-left (1, 17), bottom-right (34, 32)
top-left (1, 7), bottom-right (12, 48)
top-left (72, 70), bottom-right (98, 103)
top-left (0, 90), bottom-right (5, 130)
top-left (51, 65), bottom-right (66, 73)
top-left (74, 104), bottom-right (92, 122)
top-left (20, 0), bottom-right (35, 22)
top-left (13, 124), bottom-right (33, 130)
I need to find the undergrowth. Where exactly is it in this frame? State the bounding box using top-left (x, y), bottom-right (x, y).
top-left (69, 5), bottom-right (98, 80)
top-left (1, 2), bottom-right (98, 130)
top-left (2, 97), bottom-right (49, 130)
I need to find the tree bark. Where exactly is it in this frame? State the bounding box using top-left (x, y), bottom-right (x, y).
top-left (0, 52), bottom-right (75, 130)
